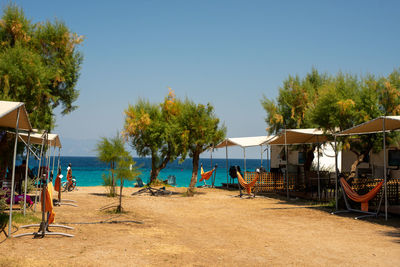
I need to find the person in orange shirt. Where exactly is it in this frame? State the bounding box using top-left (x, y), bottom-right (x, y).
top-left (66, 163), bottom-right (73, 190)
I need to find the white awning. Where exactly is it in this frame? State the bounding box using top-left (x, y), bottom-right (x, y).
top-left (215, 136), bottom-right (275, 148)
top-left (17, 131), bottom-right (62, 148)
top-left (0, 101), bottom-right (32, 131)
top-left (266, 128), bottom-right (328, 145)
top-left (336, 116), bottom-right (400, 136)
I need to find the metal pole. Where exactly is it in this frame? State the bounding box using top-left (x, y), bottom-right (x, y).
top-left (210, 146), bottom-right (213, 169)
top-left (244, 147), bottom-right (246, 174)
top-left (46, 133), bottom-right (50, 184)
top-left (23, 131), bottom-right (31, 216)
top-left (317, 137), bottom-right (321, 200)
top-left (260, 145), bottom-right (263, 168)
top-left (383, 117), bottom-right (387, 221)
top-left (225, 140), bottom-right (229, 188)
top-left (268, 145), bottom-right (271, 171)
top-left (334, 135), bottom-right (338, 211)
top-left (52, 145), bottom-right (56, 178)
top-left (34, 135), bottom-right (45, 212)
top-left (8, 107), bottom-right (20, 237)
top-left (57, 147), bottom-right (61, 172)
top-left (285, 128), bottom-right (289, 199)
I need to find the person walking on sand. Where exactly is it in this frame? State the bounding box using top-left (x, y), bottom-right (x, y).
top-left (66, 163), bottom-right (73, 190)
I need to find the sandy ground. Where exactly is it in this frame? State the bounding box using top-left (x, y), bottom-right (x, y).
top-left (1, 186), bottom-right (400, 267)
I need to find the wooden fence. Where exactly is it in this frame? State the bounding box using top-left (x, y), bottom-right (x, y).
top-left (242, 171), bottom-right (400, 204)
top-left (243, 171), bottom-right (295, 192)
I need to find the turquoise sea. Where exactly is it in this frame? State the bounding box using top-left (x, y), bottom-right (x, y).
top-left (26, 156), bottom-right (270, 188)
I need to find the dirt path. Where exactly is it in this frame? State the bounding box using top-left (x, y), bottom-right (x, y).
top-left (1, 186), bottom-right (399, 266)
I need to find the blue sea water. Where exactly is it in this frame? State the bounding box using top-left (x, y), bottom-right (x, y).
top-left (26, 156), bottom-right (270, 188)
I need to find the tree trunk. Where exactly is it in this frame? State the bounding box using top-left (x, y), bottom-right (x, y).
top-left (111, 162), bottom-right (115, 196)
top-left (117, 179), bottom-right (123, 213)
top-left (150, 151), bottom-right (170, 183)
top-left (303, 145), bottom-right (315, 172)
top-left (188, 150), bottom-right (200, 195)
top-left (348, 152), bottom-right (367, 181)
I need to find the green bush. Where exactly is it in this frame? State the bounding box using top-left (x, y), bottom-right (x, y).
top-left (102, 173), bottom-right (116, 197)
top-left (0, 188), bottom-right (7, 212)
top-left (21, 179), bottom-right (35, 194)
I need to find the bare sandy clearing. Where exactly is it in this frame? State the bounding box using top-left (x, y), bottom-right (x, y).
top-left (1, 186), bottom-right (399, 266)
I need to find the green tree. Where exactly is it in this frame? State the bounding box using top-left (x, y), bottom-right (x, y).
top-left (0, 4), bottom-right (83, 129)
top-left (115, 155), bottom-right (140, 212)
top-left (179, 99), bottom-right (225, 195)
top-left (0, 4), bottom-right (83, 175)
top-left (124, 90), bottom-right (182, 183)
top-left (263, 68), bottom-right (400, 179)
top-left (96, 133), bottom-right (127, 196)
top-left (261, 68), bottom-right (328, 171)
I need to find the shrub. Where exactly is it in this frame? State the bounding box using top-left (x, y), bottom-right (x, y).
top-left (102, 173), bottom-right (116, 197)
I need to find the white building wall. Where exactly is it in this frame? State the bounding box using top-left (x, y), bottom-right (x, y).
top-left (270, 142), bottom-right (341, 172)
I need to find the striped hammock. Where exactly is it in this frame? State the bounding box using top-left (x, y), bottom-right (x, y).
top-left (237, 171), bottom-right (259, 194)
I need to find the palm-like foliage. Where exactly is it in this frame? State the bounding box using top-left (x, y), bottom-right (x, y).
top-left (116, 155), bottom-right (140, 212)
top-left (96, 133), bottom-right (127, 196)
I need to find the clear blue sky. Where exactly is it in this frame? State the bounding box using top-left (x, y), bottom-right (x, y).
top-left (9, 0), bottom-right (400, 158)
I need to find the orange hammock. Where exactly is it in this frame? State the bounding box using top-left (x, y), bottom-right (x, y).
top-left (237, 171), bottom-right (259, 195)
top-left (41, 182), bottom-right (56, 224)
top-left (200, 166), bottom-right (215, 182)
top-left (340, 178), bottom-right (384, 212)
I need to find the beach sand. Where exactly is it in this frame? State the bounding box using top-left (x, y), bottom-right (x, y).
top-left (1, 186), bottom-right (400, 266)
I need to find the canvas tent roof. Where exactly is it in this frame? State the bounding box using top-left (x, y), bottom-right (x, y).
top-left (215, 136), bottom-right (275, 148)
top-left (17, 131), bottom-right (62, 148)
top-left (266, 128), bottom-right (328, 145)
top-left (0, 101), bottom-right (32, 131)
top-left (336, 116), bottom-right (400, 136)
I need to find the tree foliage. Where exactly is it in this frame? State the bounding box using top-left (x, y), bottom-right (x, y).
top-left (96, 133), bottom-right (127, 196)
top-left (115, 154), bottom-right (140, 212)
top-left (179, 99), bottom-right (226, 193)
top-left (124, 90), bottom-right (225, 190)
top-left (262, 68), bottom-right (400, 176)
top-left (124, 89), bottom-right (182, 183)
top-left (0, 4), bottom-right (83, 130)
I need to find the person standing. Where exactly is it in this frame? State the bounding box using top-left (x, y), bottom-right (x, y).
top-left (66, 163), bottom-right (72, 190)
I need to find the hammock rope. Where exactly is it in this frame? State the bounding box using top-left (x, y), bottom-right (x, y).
top-left (237, 171), bottom-right (259, 194)
top-left (340, 177), bottom-right (384, 211)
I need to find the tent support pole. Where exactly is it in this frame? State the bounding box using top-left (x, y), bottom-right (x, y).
top-left (334, 135), bottom-right (338, 211)
top-left (244, 148), bottom-right (246, 174)
top-left (23, 131), bottom-right (31, 216)
top-left (260, 145), bottom-right (263, 168)
top-left (52, 145), bottom-right (56, 178)
top-left (383, 118), bottom-right (387, 221)
top-left (225, 140), bottom-right (229, 188)
top-left (8, 107), bottom-right (20, 237)
top-left (34, 136), bottom-right (45, 212)
top-left (317, 137), bottom-right (320, 201)
top-left (285, 128), bottom-right (289, 199)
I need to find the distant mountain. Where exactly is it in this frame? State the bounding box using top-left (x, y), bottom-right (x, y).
top-left (60, 138), bottom-right (98, 156)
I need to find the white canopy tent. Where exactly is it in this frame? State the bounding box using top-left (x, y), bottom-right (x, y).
top-left (336, 116), bottom-right (400, 220)
top-left (265, 128), bottom-right (330, 199)
top-left (0, 101), bottom-right (32, 236)
top-left (16, 131), bottom-right (63, 213)
top-left (215, 136), bottom-right (275, 186)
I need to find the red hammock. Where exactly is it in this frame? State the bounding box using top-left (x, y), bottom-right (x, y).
top-left (340, 177), bottom-right (384, 212)
top-left (237, 171), bottom-right (259, 194)
top-left (200, 166), bottom-right (215, 182)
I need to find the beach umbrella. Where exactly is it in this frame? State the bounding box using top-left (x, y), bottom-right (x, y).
top-left (336, 115), bottom-right (400, 220)
top-left (0, 101), bottom-right (32, 236)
